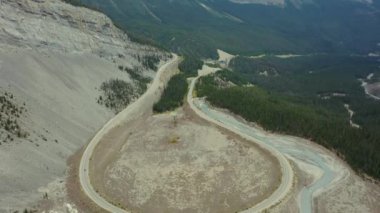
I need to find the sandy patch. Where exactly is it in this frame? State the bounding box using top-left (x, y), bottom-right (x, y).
top-left (276, 54), bottom-right (302, 58)
top-left (250, 54), bottom-right (267, 59)
top-left (217, 49), bottom-right (235, 67)
top-left (344, 104), bottom-right (360, 128)
top-left (315, 173), bottom-right (380, 213)
top-left (365, 82), bottom-right (380, 99)
top-left (198, 65), bottom-right (220, 77)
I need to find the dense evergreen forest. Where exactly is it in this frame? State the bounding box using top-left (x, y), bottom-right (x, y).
top-left (153, 57), bottom-right (203, 112)
top-left (76, 0), bottom-right (380, 58)
top-left (229, 55), bottom-right (379, 96)
top-left (229, 55), bottom-right (380, 126)
top-left (178, 57), bottom-right (204, 77)
top-left (196, 61), bottom-right (380, 179)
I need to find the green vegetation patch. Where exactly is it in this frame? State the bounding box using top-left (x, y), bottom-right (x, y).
top-left (153, 74), bottom-right (188, 113)
top-left (178, 56), bottom-right (204, 77)
top-left (97, 79), bottom-right (136, 113)
top-left (152, 56), bottom-right (204, 113)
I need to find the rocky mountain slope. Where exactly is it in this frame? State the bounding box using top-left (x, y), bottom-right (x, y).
top-left (0, 0), bottom-right (169, 211)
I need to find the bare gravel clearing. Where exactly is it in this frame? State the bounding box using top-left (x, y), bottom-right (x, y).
top-left (91, 108), bottom-right (280, 213)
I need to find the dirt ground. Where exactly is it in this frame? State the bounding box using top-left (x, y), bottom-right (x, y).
top-left (89, 103), bottom-right (281, 213)
top-left (314, 162), bottom-right (380, 213)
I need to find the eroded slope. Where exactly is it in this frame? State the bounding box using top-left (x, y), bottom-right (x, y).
top-left (0, 0), bottom-right (169, 211)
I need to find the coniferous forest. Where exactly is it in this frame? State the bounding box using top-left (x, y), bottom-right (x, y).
top-left (153, 73), bottom-right (187, 113)
top-left (153, 57), bottom-right (203, 113)
top-left (197, 56), bottom-right (380, 179)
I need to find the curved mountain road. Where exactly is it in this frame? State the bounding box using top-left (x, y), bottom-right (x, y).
top-left (187, 74), bottom-right (294, 212)
top-left (79, 55), bottom-right (179, 213)
top-left (78, 57), bottom-right (293, 213)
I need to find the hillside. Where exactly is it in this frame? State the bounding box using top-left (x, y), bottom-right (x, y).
top-left (76, 0), bottom-right (380, 57)
top-left (0, 0), bottom-right (169, 212)
top-left (196, 53), bottom-right (380, 178)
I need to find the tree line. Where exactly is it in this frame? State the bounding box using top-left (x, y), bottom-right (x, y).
top-left (197, 71), bottom-right (380, 179)
top-left (153, 56), bottom-right (203, 113)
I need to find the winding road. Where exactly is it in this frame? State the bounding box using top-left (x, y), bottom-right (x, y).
top-left (78, 57), bottom-right (294, 213)
top-left (79, 55), bottom-right (179, 213)
top-left (187, 74), bottom-right (294, 212)
top-left (191, 67), bottom-right (342, 213)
